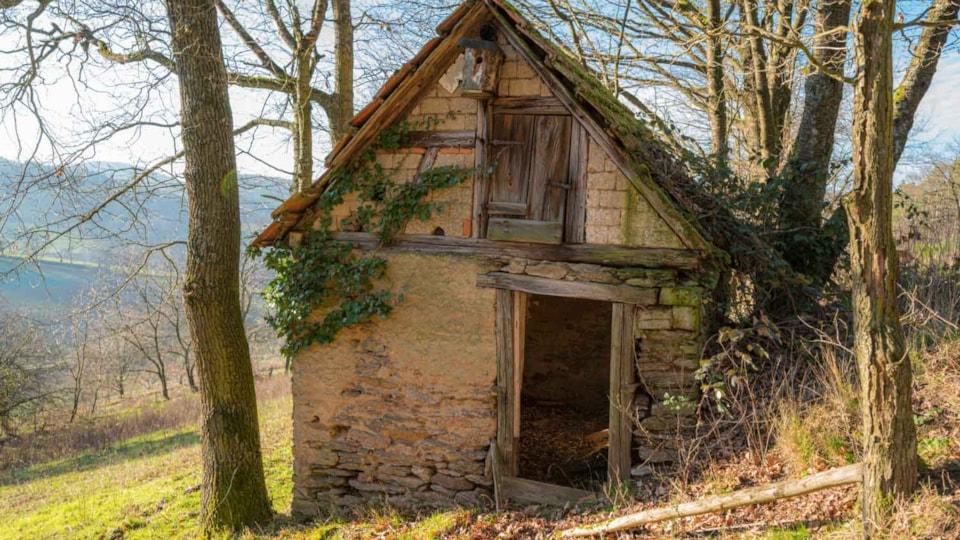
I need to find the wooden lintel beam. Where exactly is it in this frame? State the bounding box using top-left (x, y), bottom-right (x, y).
top-left (477, 272), bottom-right (658, 304)
top-left (331, 232), bottom-right (702, 269)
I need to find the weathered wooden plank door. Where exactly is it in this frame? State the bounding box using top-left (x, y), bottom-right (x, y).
top-left (486, 114), bottom-right (572, 242)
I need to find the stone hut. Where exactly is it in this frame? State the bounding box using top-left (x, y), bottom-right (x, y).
top-left (254, 0), bottom-right (723, 516)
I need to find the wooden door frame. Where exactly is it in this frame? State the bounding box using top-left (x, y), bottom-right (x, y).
top-left (492, 283), bottom-right (636, 502)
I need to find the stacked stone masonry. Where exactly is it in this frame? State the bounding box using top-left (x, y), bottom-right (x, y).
top-left (292, 250), bottom-right (705, 515)
top-left (584, 140), bottom-right (685, 249)
top-left (292, 254), bottom-right (501, 515)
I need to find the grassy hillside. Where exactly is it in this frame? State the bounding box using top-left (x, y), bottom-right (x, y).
top-left (0, 378), bottom-right (469, 540)
top-left (0, 389), bottom-right (292, 539)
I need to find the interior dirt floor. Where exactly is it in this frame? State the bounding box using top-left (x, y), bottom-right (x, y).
top-left (518, 399), bottom-right (609, 491)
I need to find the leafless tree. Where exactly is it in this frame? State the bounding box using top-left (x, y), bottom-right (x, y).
top-left (64, 315), bottom-right (92, 423)
top-left (0, 311), bottom-right (56, 438)
top-left (507, 0), bottom-right (958, 285)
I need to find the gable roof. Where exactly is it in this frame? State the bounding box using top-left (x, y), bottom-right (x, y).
top-left (252, 0), bottom-right (715, 253)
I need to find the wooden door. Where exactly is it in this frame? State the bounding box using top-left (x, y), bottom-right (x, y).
top-left (486, 114), bottom-right (572, 243)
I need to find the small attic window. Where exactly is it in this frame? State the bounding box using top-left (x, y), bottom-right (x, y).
top-left (432, 226), bottom-right (445, 236)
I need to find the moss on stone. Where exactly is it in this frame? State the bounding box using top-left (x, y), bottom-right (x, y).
top-left (659, 287), bottom-right (703, 307)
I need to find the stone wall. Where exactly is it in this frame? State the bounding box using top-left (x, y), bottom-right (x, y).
top-left (496, 35), bottom-right (553, 96)
top-left (293, 251), bottom-right (707, 512)
top-left (291, 253), bottom-right (500, 516)
top-left (584, 140), bottom-right (685, 249)
top-left (522, 295), bottom-right (611, 413)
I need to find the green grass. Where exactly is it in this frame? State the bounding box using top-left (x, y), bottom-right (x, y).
top-left (0, 391), bottom-right (470, 540)
top-left (0, 396), bottom-right (291, 540)
top-left (760, 524), bottom-right (811, 539)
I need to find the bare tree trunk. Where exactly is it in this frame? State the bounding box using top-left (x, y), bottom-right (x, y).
top-left (158, 367), bottom-right (170, 400)
top-left (68, 384), bottom-right (81, 423)
top-left (892, 0), bottom-right (960, 165)
top-left (331, 0), bottom-right (353, 142)
top-left (848, 0), bottom-right (917, 531)
top-left (741, 0), bottom-right (777, 172)
top-left (776, 0), bottom-right (852, 283)
top-left (766, 0), bottom-right (799, 155)
top-left (165, 0), bottom-right (272, 531)
top-left (705, 0), bottom-right (728, 163)
top-left (184, 352), bottom-right (198, 392)
top-left (293, 52), bottom-right (315, 193)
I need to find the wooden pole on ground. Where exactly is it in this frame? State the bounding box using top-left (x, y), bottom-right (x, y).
top-left (560, 463), bottom-right (863, 537)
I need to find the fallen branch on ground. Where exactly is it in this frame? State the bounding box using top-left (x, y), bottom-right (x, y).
top-left (560, 463), bottom-right (863, 537)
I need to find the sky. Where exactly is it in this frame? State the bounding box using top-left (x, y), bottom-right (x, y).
top-left (0, 1), bottom-right (957, 185)
top-left (903, 55), bottom-right (960, 171)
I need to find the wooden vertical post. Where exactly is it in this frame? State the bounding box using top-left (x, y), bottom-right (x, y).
top-left (512, 292), bottom-right (527, 448)
top-left (609, 303), bottom-right (636, 484)
top-left (496, 288), bottom-right (520, 476)
top-left (472, 100), bottom-right (492, 238)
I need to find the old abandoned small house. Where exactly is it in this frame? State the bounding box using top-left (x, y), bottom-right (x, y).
top-left (254, 0), bottom-right (722, 515)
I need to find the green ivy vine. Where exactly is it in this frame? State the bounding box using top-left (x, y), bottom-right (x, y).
top-left (251, 119), bottom-right (475, 359)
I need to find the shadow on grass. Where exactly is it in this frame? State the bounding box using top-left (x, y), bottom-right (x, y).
top-left (0, 430), bottom-right (200, 487)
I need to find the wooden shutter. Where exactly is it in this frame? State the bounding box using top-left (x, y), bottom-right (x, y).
top-left (486, 114), bottom-right (572, 244)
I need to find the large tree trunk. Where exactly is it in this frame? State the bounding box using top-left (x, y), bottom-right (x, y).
top-left (165, 0), bottom-right (272, 531)
top-left (777, 0), bottom-right (852, 282)
top-left (848, 0), bottom-right (918, 531)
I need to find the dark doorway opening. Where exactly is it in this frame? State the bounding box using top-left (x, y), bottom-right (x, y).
top-left (518, 294), bottom-right (611, 490)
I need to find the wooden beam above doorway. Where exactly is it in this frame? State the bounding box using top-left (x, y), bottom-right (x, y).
top-left (477, 272), bottom-right (658, 304)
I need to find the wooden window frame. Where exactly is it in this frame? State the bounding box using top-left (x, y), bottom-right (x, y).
top-left (473, 109), bottom-right (588, 244)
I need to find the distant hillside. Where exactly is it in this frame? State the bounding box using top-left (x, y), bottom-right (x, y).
top-left (0, 156), bottom-right (288, 261)
top-left (0, 256), bottom-right (108, 316)
top-left (0, 158), bottom-right (289, 314)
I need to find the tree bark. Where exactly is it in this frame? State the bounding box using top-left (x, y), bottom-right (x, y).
top-left (705, 0), bottom-right (728, 162)
top-left (848, 0), bottom-right (918, 531)
top-left (892, 0), bottom-right (960, 165)
top-left (331, 0), bottom-right (354, 142)
top-left (778, 0), bottom-right (851, 242)
top-left (741, 0), bottom-right (778, 171)
top-left (293, 60), bottom-right (313, 194)
top-left (165, 0), bottom-right (272, 531)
